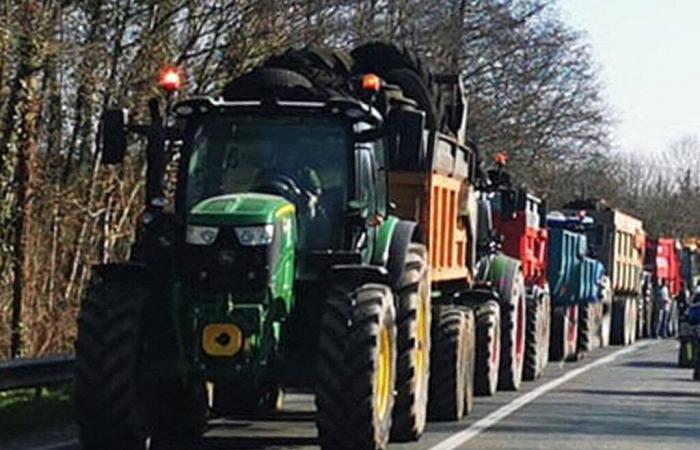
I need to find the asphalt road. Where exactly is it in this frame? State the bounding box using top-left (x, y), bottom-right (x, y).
top-left (6, 339), bottom-right (699, 450)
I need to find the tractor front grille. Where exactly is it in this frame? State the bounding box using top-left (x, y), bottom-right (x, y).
top-left (182, 226), bottom-right (272, 295)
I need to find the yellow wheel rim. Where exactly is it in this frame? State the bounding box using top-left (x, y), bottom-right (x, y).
top-left (375, 326), bottom-right (392, 420)
top-left (415, 284), bottom-right (429, 392)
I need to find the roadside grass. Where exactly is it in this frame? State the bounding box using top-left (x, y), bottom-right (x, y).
top-left (0, 385), bottom-right (74, 440)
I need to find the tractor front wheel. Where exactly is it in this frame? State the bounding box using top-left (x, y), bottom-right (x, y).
top-left (75, 276), bottom-right (206, 450)
top-left (523, 290), bottom-right (550, 381)
top-left (316, 283), bottom-right (397, 450)
top-left (474, 301), bottom-right (501, 395)
top-left (498, 271), bottom-right (526, 391)
top-left (391, 244), bottom-right (431, 441)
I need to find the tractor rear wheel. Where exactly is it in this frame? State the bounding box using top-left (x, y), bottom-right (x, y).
top-left (391, 244), bottom-right (431, 441)
top-left (523, 290), bottom-right (550, 381)
top-left (498, 270), bottom-right (526, 391)
top-left (75, 277), bottom-right (206, 450)
top-left (316, 283), bottom-right (397, 450)
top-left (427, 305), bottom-right (475, 421)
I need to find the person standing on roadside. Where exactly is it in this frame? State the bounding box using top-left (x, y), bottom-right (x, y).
top-left (654, 279), bottom-right (672, 338)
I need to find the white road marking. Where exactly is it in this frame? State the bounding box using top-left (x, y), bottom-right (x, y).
top-left (429, 340), bottom-right (652, 450)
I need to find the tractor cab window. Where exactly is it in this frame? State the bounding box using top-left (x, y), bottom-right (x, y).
top-left (186, 115), bottom-right (351, 250)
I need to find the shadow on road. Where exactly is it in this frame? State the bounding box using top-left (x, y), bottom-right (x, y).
top-left (200, 436), bottom-right (318, 450)
top-left (623, 360), bottom-right (678, 369)
top-left (559, 388), bottom-right (700, 398)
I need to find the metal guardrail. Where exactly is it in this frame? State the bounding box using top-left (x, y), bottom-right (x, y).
top-left (0, 355), bottom-right (75, 392)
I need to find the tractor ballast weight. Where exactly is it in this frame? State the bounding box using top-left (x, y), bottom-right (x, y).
top-left (76, 43), bottom-right (482, 450)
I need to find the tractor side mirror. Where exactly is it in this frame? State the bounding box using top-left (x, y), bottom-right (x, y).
top-left (101, 109), bottom-right (128, 164)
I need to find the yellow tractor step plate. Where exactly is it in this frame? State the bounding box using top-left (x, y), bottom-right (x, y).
top-left (202, 324), bottom-right (243, 357)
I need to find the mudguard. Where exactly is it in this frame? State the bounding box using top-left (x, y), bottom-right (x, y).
top-left (386, 220), bottom-right (418, 289)
top-left (485, 253), bottom-right (522, 301)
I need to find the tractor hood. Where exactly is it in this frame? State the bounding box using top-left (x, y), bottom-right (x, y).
top-left (188, 193), bottom-right (295, 226)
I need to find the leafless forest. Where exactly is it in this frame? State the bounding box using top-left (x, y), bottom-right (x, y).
top-left (0, 0), bottom-right (698, 358)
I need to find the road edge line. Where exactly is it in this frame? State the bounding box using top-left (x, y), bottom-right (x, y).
top-left (428, 340), bottom-right (652, 450)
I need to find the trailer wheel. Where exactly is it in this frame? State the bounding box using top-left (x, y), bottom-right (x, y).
top-left (577, 302), bottom-right (600, 354)
top-left (75, 277), bottom-right (206, 450)
top-left (316, 283), bottom-right (397, 450)
top-left (636, 297), bottom-right (646, 340)
top-left (474, 301), bottom-right (501, 395)
top-left (427, 306), bottom-right (475, 421)
top-left (498, 270), bottom-right (526, 391)
top-left (600, 280), bottom-right (613, 347)
top-left (627, 298), bottom-right (638, 345)
top-left (611, 298), bottom-right (627, 345)
top-left (391, 244), bottom-right (431, 441)
top-left (564, 305), bottom-right (580, 361)
top-left (523, 290), bottom-right (550, 381)
top-left (550, 305), bottom-right (578, 361)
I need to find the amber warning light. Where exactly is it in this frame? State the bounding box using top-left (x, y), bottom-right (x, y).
top-left (362, 73), bottom-right (381, 93)
top-left (495, 152), bottom-right (509, 166)
top-left (159, 67), bottom-right (183, 92)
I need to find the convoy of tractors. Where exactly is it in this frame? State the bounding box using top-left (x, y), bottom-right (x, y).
top-left (73, 43), bottom-right (698, 450)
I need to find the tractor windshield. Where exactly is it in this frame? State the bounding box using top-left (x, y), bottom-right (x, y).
top-left (185, 115), bottom-right (351, 249)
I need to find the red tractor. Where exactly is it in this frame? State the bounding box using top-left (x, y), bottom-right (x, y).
top-left (488, 163), bottom-right (550, 380)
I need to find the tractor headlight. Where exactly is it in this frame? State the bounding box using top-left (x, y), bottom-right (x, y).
top-left (186, 225), bottom-right (219, 246)
top-left (235, 225), bottom-right (274, 246)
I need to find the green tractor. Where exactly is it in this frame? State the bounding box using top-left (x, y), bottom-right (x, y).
top-left (74, 45), bottom-right (466, 450)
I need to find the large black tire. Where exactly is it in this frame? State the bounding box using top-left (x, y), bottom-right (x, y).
top-left (564, 305), bottom-right (580, 361)
top-left (474, 301), bottom-right (501, 395)
top-left (550, 305), bottom-right (578, 362)
top-left (351, 42), bottom-right (440, 129)
top-left (75, 277), bottom-right (206, 450)
top-left (611, 297), bottom-right (632, 346)
top-left (538, 292), bottom-right (552, 374)
top-left (427, 306), bottom-right (475, 421)
top-left (316, 283), bottom-right (397, 450)
top-left (498, 269), bottom-right (526, 391)
top-left (679, 338), bottom-right (694, 368)
top-left (600, 280), bottom-right (613, 347)
top-left (628, 298), bottom-right (638, 345)
top-left (223, 67), bottom-right (315, 100)
top-left (636, 296), bottom-right (646, 340)
top-left (391, 244), bottom-right (431, 441)
top-left (523, 289), bottom-right (550, 381)
top-left (577, 302), bottom-right (601, 354)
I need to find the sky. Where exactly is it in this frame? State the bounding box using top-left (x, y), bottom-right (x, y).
top-left (559, 0), bottom-right (700, 155)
